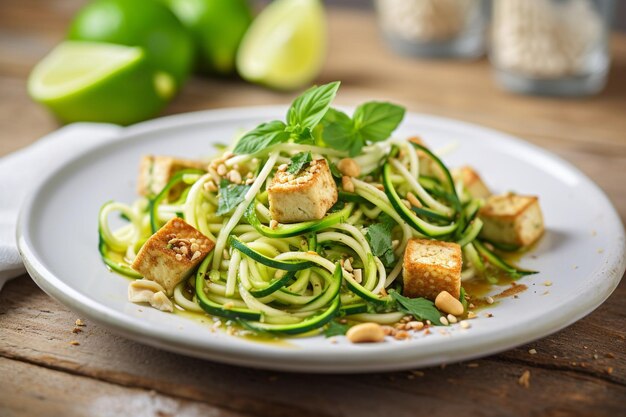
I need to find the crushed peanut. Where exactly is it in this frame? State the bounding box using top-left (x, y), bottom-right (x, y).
top-left (227, 170), bottom-right (242, 184)
top-left (518, 370), bottom-right (531, 388)
top-left (406, 192), bottom-right (422, 208)
top-left (341, 176), bottom-right (355, 192)
top-left (337, 158), bottom-right (361, 177)
top-left (343, 258), bottom-right (353, 272)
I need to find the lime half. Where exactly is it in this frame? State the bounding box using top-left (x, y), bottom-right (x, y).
top-left (236, 0), bottom-right (327, 90)
top-left (28, 41), bottom-right (174, 125)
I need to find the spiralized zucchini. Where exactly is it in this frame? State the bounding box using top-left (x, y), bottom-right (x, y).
top-left (98, 84), bottom-right (538, 336)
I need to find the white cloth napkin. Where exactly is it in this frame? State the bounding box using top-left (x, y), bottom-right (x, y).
top-left (0, 123), bottom-right (123, 291)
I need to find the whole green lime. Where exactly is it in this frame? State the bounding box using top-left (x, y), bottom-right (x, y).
top-left (163, 0), bottom-right (253, 75)
top-left (67, 0), bottom-right (194, 87)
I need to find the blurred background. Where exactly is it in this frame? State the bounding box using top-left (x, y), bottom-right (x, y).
top-left (1, 0), bottom-right (625, 157)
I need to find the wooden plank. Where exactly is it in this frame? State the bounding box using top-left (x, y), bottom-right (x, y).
top-left (0, 357), bottom-right (246, 417)
top-left (0, 277), bottom-right (624, 417)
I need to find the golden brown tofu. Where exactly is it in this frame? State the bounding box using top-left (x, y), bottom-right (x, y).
top-left (479, 194), bottom-right (544, 247)
top-left (131, 218), bottom-right (215, 295)
top-left (403, 238), bottom-right (462, 300)
top-left (137, 155), bottom-right (206, 200)
top-left (452, 165), bottom-right (491, 199)
top-left (268, 158), bottom-right (338, 223)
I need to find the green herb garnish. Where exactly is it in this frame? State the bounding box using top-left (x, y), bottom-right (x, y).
top-left (389, 290), bottom-right (444, 325)
top-left (233, 82), bottom-right (341, 155)
top-left (324, 320), bottom-right (350, 337)
top-left (365, 214), bottom-right (396, 267)
top-left (322, 102), bottom-right (405, 156)
top-left (216, 179), bottom-right (251, 216)
top-left (285, 151), bottom-right (312, 175)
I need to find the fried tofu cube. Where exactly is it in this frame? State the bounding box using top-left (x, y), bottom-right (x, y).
top-left (131, 218), bottom-right (215, 295)
top-left (268, 158), bottom-right (338, 223)
top-left (479, 194), bottom-right (544, 247)
top-left (403, 238), bottom-right (462, 300)
top-left (452, 166), bottom-right (491, 199)
top-left (137, 155), bottom-right (206, 200)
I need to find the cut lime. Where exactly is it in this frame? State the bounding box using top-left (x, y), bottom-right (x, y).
top-left (28, 41), bottom-right (174, 125)
top-left (236, 0), bottom-right (327, 90)
top-left (67, 0), bottom-right (194, 87)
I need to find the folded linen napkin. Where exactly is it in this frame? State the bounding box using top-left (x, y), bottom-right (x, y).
top-left (0, 123), bottom-right (123, 291)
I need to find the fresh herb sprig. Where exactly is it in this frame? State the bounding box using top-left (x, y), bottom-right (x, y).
top-left (323, 320), bottom-right (350, 337)
top-left (389, 290), bottom-right (444, 325)
top-left (216, 179), bottom-right (251, 216)
top-left (365, 214), bottom-right (396, 267)
top-left (232, 81), bottom-right (406, 157)
top-left (233, 81), bottom-right (341, 155)
top-left (322, 102), bottom-right (405, 156)
top-left (286, 151), bottom-right (312, 175)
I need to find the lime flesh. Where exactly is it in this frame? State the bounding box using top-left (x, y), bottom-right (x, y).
top-left (236, 0), bottom-right (327, 90)
top-left (28, 41), bottom-right (173, 125)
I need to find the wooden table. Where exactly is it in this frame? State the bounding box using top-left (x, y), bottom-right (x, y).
top-left (1, 2), bottom-right (625, 416)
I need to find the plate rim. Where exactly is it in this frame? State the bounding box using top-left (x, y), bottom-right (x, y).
top-left (16, 106), bottom-right (626, 373)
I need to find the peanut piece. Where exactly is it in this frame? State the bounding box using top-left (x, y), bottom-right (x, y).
top-left (341, 176), bottom-right (355, 193)
top-left (337, 158), bottom-right (361, 177)
top-left (346, 322), bottom-right (385, 343)
top-left (435, 290), bottom-right (464, 316)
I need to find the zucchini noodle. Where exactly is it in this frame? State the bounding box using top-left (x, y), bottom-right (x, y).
top-left (99, 127), bottom-right (538, 336)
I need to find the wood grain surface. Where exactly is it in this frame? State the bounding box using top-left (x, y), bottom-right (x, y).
top-left (1, 1), bottom-right (625, 416)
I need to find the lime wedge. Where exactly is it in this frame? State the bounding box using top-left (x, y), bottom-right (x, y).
top-left (236, 0), bottom-right (327, 90)
top-left (28, 42), bottom-right (174, 125)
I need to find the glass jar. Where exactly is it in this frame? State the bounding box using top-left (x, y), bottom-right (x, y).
top-left (374, 0), bottom-right (487, 58)
top-left (490, 0), bottom-right (615, 96)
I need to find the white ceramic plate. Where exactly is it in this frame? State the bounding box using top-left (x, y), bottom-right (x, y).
top-left (17, 107), bottom-right (625, 373)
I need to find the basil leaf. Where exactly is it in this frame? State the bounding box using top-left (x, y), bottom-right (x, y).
top-left (216, 179), bottom-right (251, 215)
top-left (233, 120), bottom-right (289, 155)
top-left (321, 108), bottom-right (356, 150)
top-left (365, 215), bottom-right (396, 267)
top-left (286, 151), bottom-right (312, 175)
top-left (389, 291), bottom-right (444, 325)
top-left (353, 102), bottom-right (405, 143)
top-left (324, 320), bottom-right (350, 337)
top-left (287, 81), bottom-right (341, 131)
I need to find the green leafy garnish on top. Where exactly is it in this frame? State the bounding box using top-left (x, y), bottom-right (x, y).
top-left (286, 151), bottom-right (312, 175)
top-left (389, 290), bottom-right (444, 325)
top-left (232, 81), bottom-right (405, 157)
top-left (216, 179), bottom-right (251, 216)
top-left (322, 102), bottom-right (405, 156)
top-left (233, 81), bottom-right (340, 155)
top-left (365, 214), bottom-right (396, 267)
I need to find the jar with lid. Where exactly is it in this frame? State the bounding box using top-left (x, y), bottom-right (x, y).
top-left (490, 0), bottom-right (615, 96)
top-left (374, 0), bottom-right (487, 58)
